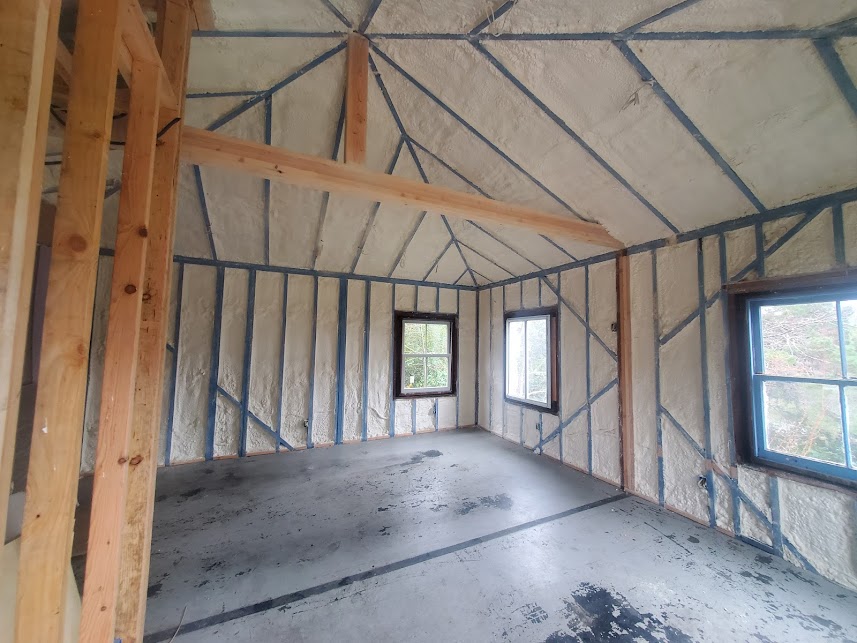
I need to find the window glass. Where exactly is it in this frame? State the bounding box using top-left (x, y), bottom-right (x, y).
top-left (507, 320), bottom-right (525, 399)
top-left (747, 289), bottom-right (857, 483)
top-left (426, 356), bottom-right (449, 388)
top-left (841, 299), bottom-right (857, 376)
top-left (403, 321), bottom-right (426, 354)
top-left (760, 301), bottom-right (840, 379)
top-left (404, 356), bottom-right (426, 390)
top-left (526, 318), bottom-right (548, 403)
top-left (505, 313), bottom-right (552, 409)
top-left (846, 387), bottom-right (857, 462)
top-left (762, 380), bottom-right (845, 465)
top-left (426, 323), bottom-right (448, 354)
top-left (401, 320), bottom-right (450, 393)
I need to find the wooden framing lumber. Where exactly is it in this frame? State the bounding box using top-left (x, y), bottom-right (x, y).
top-left (116, 1), bottom-right (191, 640)
top-left (189, 0), bottom-right (215, 30)
top-left (118, 0), bottom-right (178, 110)
top-left (345, 34), bottom-right (369, 165)
top-left (0, 0), bottom-right (62, 542)
top-left (181, 127), bottom-right (625, 249)
top-left (79, 59), bottom-right (161, 642)
top-left (54, 37), bottom-right (73, 86)
top-left (14, 0), bottom-right (123, 639)
top-left (617, 251), bottom-right (634, 492)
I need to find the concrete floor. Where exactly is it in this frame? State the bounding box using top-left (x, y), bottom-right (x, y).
top-left (138, 428), bottom-right (857, 642)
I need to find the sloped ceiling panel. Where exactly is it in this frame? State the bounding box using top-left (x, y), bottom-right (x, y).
top-left (374, 40), bottom-right (676, 245)
top-left (641, 0), bottom-right (857, 31)
top-left (369, 0), bottom-right (491, 34)
top-left (269, 50), bottom-right (345, 269)
top-left (187, 37), bottom-right (343, 93)
top-left (199, 102), bottom-right (267, 263)
top-left (392, 213), bottom-right (454, 281)
top-left (483, 39), bottom-right (757, 231)
top-left (168, 0), bottom-right (857, 287)
top-left (632, 39), bottom-right (857, 209)
top-left (494, 0), bottom-right (677, 34)
top-left (208, 0), bottom-right (347, 31)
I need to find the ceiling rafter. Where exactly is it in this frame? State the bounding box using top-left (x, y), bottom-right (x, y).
top-left (312, 95), bottom-right (347, 270)
top-left (473, 41), bottom-right (680, 234)
top-left (814, 39), bottom-right (857, 119)
top-left (407, 139), bottom-right (480, 286)
top-left (614, 41), bottom-right (767, 214)
top-left (359, 0), bottom-right (384, 34)
top-left (367, 51), bottom-right (479, 285)
top-left (349, 136), bottom-right (406, 273)
top-left (409, 138), bottom-right (577, 261)
top-left (362, 21), bottom-right (857, 41)
top-left (319, 0), bottom-right (351, 30)
top-left (205, 40), bottom-right (347, 132)
top-left (618, 0), bottom-right (705, 37)
top-left (369, 43), bottom-right (589, 222)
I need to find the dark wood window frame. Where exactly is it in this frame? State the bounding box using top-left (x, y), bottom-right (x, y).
top-left (504, 306), bottom-right (559, 415)
top-left (726, 270), bottom-right (857, 492)
top-left (394, 311), bottom-right (458, 399)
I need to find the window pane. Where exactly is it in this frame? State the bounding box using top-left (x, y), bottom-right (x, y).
top-left (425, 323), bottom-right (448, 354)
top-left (760, 302), bottom-right (841, 378)
top-left (846, 387), bottom-right (857, 468)
top-left (403, 322), bottom-right (426, 354)
top-left (403, 356), bottom-right (426, 389)
top-left (426, 356), bottom-right (450, 388)
top-left (507, 321), bottom-right (525, 398)
top-left (526, 318), bottom-right (548, 404)
top-left (763, 380), bottom-right (845, 465)
top-left (841, 300), bottom-right (857, 378)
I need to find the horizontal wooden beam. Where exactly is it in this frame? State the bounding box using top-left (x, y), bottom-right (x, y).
top-left (180, 127), bottom-right (624, 249)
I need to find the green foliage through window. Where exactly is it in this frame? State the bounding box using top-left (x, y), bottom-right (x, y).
top-left (753, 296), bottom-right (857, 475)
top-left (402, 320), bottom-right (450, 392)
top-left (506, 314), bottom-right (550, 407)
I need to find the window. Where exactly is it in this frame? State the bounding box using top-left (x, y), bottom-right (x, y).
top-left (729, 275), bottom-right (857, 488)
top-left (394, 312), bottom-right (457, 397)
top-left (505, 308), bottom-right (558, 413)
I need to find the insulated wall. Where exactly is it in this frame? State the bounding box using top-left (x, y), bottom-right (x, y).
top-left (479, 195), bottom-right (857, 592)
top-left (477, 266), bottom-right (621, 486)
top-left (81, 261), bottom-right (477, 470)
top-left (629, 201), bottom-right (857, 592)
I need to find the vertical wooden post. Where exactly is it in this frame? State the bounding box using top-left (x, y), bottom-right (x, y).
top-left (344, 33), bottom-right (368, 165)
top-left (14, 0), bottom-right (122, 639)
top-left (78, 59), bottom-right (161, 642)
top-left (116, 2), bottom-right (191, 640)
top-left (0, 0), bottom-right (61, 543)
top-left (617, 251), bottom-right (635, 492)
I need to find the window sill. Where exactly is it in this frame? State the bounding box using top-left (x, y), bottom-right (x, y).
top-left (503, 397), bottom-right (559, 416)
top-left (741, 459), bottom-right (857, 498)
top-left (396, 391), bottom-right (456, 400)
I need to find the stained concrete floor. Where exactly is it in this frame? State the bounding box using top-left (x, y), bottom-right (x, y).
top-left (138, 428), bottom-right (857, 642)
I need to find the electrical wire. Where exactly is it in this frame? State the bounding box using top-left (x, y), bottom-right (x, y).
top-left (46, 106), bottom-right (182, 159)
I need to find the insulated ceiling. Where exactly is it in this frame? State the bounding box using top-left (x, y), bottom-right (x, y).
top-left (44, 0), bottom-right (857, 287)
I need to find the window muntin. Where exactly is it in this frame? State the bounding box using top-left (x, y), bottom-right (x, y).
top-left (506, 314), bottom-right (552, 409)
top-left (748, 290), bottom-right (857, 483)
top-left (401, 319), bottom-right (452, 394)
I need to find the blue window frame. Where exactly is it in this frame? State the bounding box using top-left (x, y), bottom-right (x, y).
top-left (746, 286), bottom-right (857, 484)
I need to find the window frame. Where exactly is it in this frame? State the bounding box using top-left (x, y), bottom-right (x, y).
top-left (394, 311), bottom-right (458, 399)
top-left (727, 272), bottom-right (857, 490)
top-left (504, 307), bottom-right (559, 414)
